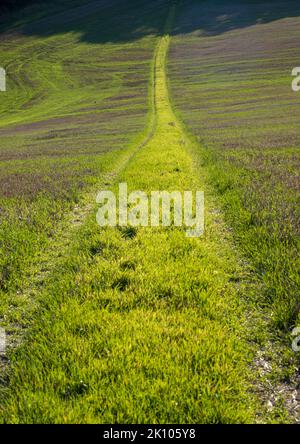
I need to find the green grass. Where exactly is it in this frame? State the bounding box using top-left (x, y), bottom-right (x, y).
top-left (0, 0), bottom-right (169, 316)
top-left (168, 0), bottom-right (300, 331)
top-left (0, 5), bottom-right (267, 423)
top-left (0, 0), bottom-right (298, 424)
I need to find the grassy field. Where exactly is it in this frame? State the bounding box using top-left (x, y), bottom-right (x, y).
top-left (169, 0), bottom-right (300, 331)
top-left (0, 0), bottom-right (170, 327)
top-left (0, 0), bottom-right (299, 424)
top-left (0, 6), bottom-right (263, 423)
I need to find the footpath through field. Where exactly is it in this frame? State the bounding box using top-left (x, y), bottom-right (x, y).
top-left (0, 8), bottom-right (260, 423)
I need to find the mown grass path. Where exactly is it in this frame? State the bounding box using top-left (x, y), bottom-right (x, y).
top-left (0, 8), bottom-right (263, 423)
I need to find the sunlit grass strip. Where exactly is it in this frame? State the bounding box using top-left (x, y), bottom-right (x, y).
top-left (0, 10), bottom-right (261, 423)
top-left (0, 0), bottom-right (164, 321)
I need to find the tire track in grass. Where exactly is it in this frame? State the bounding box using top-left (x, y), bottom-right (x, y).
top-left (0, 6), bottom-right (263, 423)
top-left (102, 11), bottom-right (259, 422)
top-left (0, 45), bottom-right (158, 368)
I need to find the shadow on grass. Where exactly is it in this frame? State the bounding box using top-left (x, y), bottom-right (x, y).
top-left (173, 0), bottom-right (300, 37)
top-left (0, 0), bottom-right (300, 44)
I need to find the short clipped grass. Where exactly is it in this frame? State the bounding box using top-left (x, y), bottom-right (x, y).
top-left (0, 17), bottom-right (263, 423)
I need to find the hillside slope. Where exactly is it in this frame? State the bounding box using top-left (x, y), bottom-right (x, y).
top-left (0, 0), bottom-right (298, 424)
top-left (169, 0), bottom-right (300, 331)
